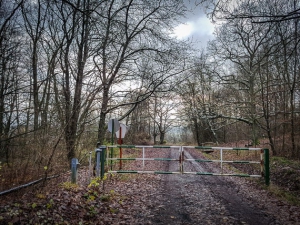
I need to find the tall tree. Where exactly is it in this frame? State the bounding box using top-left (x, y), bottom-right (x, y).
top-left (207, 1), bottom-right (275, 146)
top-left (176, 52), bottom-right (219, 145)
top-left (0, 1), bottom-right (23, 163)
top-left (149, 92), bottom-right (178, 144)
top-left (92, 0), bottom-right (188, 145)
top-left (49, 0), bottom-right (94, 160)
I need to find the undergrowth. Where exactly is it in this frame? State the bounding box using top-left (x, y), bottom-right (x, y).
top-left (266, 184), bottom-right (300, 206)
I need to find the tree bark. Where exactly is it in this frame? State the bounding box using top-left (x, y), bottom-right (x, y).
top-left (97, 87), bottom-right (109, 145)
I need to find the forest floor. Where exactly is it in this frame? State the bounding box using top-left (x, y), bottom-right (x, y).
top-left (0, 144), bottom-right (300, 224)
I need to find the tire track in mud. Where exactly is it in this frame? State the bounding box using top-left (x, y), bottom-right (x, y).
top-left (148, 148), bottom-right (275, 225)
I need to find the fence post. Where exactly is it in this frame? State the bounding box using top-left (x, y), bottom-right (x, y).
top-left (95, 146), bottom-right (106, 179)
top-left (95, 148), bottom-right (101, 177)
top-left (71, 158), bottom-right (80, 184)
top-left (180, 147), bottom-right (184, 173)
top-left (264, 149), bottom-right (270, 186)
top-left (100, 145), bottom-right (106, 179)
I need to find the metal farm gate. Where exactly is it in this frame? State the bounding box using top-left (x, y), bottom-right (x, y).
top-left (92, 145), bottom-right (270, 185)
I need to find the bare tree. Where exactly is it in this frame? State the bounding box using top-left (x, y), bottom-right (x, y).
top-left (44, 0), bottom-right (95, 161)
top-left (149, 92), bottom-right (178, 144)
top-left (91, 0), bottom-right (188, 145)
top-left (0, 0), bottom-right (191, 174)
top-left (176, 52), bottom-right (220, 145)
top-left (207, 1), bottom-right (277, 146)
top-left (199, 0), bottom-right (300, 23)
top-left (197, 0), bottom-right (300, 158)
top-left (21, 0), bottom-right (50, 132)
top-left (0, 1), bottom-right (24, 163)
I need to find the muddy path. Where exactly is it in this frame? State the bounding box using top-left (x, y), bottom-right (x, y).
top-left (142, 148), bottom-right (275, 225)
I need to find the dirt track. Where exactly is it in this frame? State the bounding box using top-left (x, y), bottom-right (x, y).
top-left (1, 147), bottom-right (299, 224)
top-left (129, 148), bottom-right (299, 225)
top-left (133, 148), bottom-right (270, 224)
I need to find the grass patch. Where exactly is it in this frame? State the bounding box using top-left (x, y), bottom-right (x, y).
top-left (267, 184), bottom-right (300, 206)
top-left (271, 156), bottom-right (290, 165)
top-left (271, 156), bottom-right (300, 170)
top-left (59, 182), bottom-right (79, 191)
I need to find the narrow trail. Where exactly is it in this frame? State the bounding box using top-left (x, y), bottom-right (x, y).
top-left (146, 148), bottom-right (275, 225)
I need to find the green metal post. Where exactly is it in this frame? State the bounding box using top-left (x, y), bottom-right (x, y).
top-left (100, 146), bottom-right (106, 179)
top-left (111, 120), bottom-right (114, 170)
top-left (264, 149), bottom-right (270, 186)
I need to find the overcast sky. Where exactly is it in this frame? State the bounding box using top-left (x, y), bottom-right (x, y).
top-left (172, 1), bottom-right (215, 48)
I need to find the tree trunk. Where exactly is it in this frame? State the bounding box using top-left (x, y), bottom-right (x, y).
top-left (193, 118), bottom-right (201, 146)
top-left (32, 40), bottom-right (39, 132)
top-left (159, 132), bottom-right (165, 144)
top-left (97, 87), bottom-right (109, 145)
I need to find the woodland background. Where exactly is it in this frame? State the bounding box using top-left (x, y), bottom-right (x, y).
top-left (1, 0), bottom-right (300, 190)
